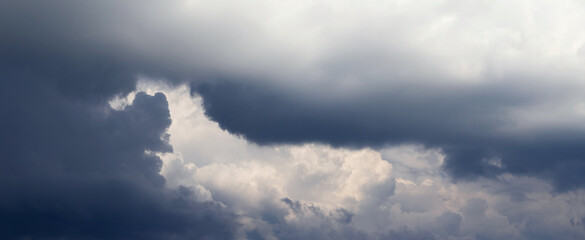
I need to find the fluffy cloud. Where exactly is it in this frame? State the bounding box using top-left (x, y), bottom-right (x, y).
top-left (4, 0), bottom-right (585, 238)
top-left (143, 82), bottom-right (585, 239)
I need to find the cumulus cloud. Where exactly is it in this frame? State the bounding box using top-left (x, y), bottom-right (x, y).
top-left (4, 0), bottom-right (585, 238)
top-left (144, 82), bottom-right (585, 239)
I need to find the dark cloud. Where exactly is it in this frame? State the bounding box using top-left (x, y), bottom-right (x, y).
top-left (0, 1), bottom-right (246, 238)
top-left (0, 79), bottom-right (237, 239)
top-left (5, 0), bottom-right (585, 193)
top-left (1, 2), bottom-right (240, 237)
top-left (0, 1), bottom-right (137, 98)
top-left (332, 208), bottom-right (354, 224)
top-left (3, 0), bottom-right (585, 238)
top-left (193, 80), bottom-right (585, 192)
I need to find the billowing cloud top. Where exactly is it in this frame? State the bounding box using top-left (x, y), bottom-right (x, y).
top-left (2, 0), bottom-right (585, 239)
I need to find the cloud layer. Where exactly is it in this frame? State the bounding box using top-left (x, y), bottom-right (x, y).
top-left (148, 83), bottom-right (585, 240)
top-left (3, 0), bottom-right (585, 238)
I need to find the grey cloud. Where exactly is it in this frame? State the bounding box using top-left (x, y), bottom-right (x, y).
top-left (381, 227), bottom-right (436, 240)
top-left (281, 198), bottom-right (329, 220)
top-left (272, 198), bottom-right (442, 240)
top-left (0, 80), bottom-right (238, 239)
top-left (1, 2), bottom-right (244, 236)
top-left (192, 78), bottom-right (585, 192)
top-left (436, 211), bottom-right (462, 237)
top-left (273, 198), bottom-right (368, 240)
top-left (332, 208), bottom-right (354, 224)
top-left (280, 198), bottom-right (354, 225)
top-left (461, 198), bottom-right (488, 219)
top-left (5, 0), bottom-right (585, 193)
top-left (4, 0), bottom-right (585, 238)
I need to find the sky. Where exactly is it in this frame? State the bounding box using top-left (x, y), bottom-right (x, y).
top-left (2, 0), bottom-right (585, 239)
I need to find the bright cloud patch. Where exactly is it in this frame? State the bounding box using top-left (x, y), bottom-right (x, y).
top-left (133, 81), bottom-right (585, 240)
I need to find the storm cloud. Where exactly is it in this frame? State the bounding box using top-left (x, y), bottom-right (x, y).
top-left (0, 79), bottom-right (237, 239)
top-left (193, 78), bottom-right (585, 191)
top-left (3, 0), bottom-right (585, 239)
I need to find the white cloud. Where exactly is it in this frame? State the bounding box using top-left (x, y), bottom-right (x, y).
top-left (131, 80), bottom-right (585, 239)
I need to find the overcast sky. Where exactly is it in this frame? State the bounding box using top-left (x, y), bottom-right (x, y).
top-left (2, 0), bottom-right (585, 239)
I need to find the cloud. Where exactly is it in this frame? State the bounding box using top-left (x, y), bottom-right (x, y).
top-left (4, 0), bottom-right (585, 190)
top-left (192, 77), bottom-right (585, 191)
top-left (0, 81), bottom-right (238, 239)
top-left (435, 211), bottom-right (462, 237)
top-left (4, 0), bottom-right (585, 238)
top-left (148, 83), bottom-right (585, 239)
